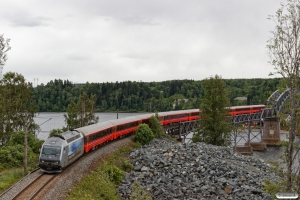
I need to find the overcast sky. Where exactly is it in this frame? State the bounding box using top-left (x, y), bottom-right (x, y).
top-left (1, 0), bottom-right (283, 85)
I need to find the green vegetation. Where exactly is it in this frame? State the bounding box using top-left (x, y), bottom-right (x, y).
top-left (134, 124), bottom-right (155, 145)
top-left (32, 78), bottom-right (281, 112)
top-left (267, 0), bottom-right (300, 192)
top-left (68, 168), bottom-right (120, 200)
top-left (0, 131), bottom-right (42, 171)
top-left (67, 140), bottom-right (151, 200)
top-left (192, 75), bottom-right (233, 146)
top-left (129, 181), bottom-right (152, 200)
top-left (0, 168), bottom-right (23, 194)
top-left (0, 72), bottom-right (39, 146)
top-left (48, 127), bottom-right (68, 138)
top-left (64, 92), bottom-right (99, 129)
top-left (149, 114), bottom-right (164, 138)
top-left (262, 141), bottom-right (291, 198)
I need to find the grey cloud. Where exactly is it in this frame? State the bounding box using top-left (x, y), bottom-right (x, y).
top-left (119, 15), bottom-right (160, 26)
top-left (10, 13), bottom-right (50, 27)
top-left (67, 54), bottom-right (91, 61)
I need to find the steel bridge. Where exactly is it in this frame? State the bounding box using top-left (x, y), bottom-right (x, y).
top-left (163, 88), bottom-right (291, 154)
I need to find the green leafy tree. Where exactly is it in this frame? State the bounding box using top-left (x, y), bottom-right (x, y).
top-left (0, 144), bottom-right (38, 170)
top-left (64, 92), bottom-right (99, 129)
top-left (64, 100), bottom-right (80, 129)
top-left (134, 124), bottom-right (155, 145)
top-left (149, 114), bottom-right (164, 138)
top-left (192, 75), bottom-right (232, 146)
top-left (8, 131), bottom-right (43, 154)
top-left (48, 127), bottom-right (68, 138)
top-left (78, 92), bottom-right (99, 127)
top-left (0, 72), bottom-right (38, 146)
top-left (267, 0), bottom-right (300, 192)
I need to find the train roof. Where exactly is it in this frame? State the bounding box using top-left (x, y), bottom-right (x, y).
top-left (60, 130), bottom-right (82, 143)
top-left (158, 110), bottom-right (191, 116)
top-left (136, 113), bottom-right (155, 119)
top-left (184, 109), bottom-right (200, 112)
top-left (74, 110), bottom-right (200, 136)
top-left (229, 105), bottom-right (266, 109)
top-left (76, 120), bottom-right (114, 136)
top-left (44, 136), bottom-right (64, 146)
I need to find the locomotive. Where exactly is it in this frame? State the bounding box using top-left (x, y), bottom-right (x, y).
top-left (38, 106), bottom-right (265, 173)
top-left (38, 130), bottom-right (84, 173)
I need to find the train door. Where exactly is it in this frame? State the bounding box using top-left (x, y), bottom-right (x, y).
top-left (112, 126), bottom-right (117, 139)
top-left (62, 146), bottom-right (68, 168)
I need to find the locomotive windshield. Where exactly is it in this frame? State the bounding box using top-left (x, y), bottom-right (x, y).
top-left (41, 145), bottom-right (61, 156)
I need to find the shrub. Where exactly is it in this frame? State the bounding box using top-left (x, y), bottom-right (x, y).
top-left (149, 114), bottom-right (164, 138)
top-left (0, 144), bottom-right (38, 170)
top-left (7, 131), bottom-right (44, 154)
top-left (102, 162), bottom-right (125, 185)
top-left (0, 144), bottom-right (24, 168)
top-left (134, 124), bottom-right (155, 145)
top-left (121, 160), bottom-right (133, 172)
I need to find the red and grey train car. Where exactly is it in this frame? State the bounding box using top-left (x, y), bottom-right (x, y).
top-left (38, 106), bottom-right (265, 173)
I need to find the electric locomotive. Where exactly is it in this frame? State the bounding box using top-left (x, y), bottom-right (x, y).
top-left (38, 130), bottom-right (84, 173)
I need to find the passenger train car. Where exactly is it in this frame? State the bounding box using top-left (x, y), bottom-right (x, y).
top-left (38, 105), bottom-right (265, 173)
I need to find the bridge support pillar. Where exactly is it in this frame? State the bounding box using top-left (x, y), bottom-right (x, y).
top-left (263, 117), bottom-right (281, 145)
top-left (244, 142), bottom-right (267, 151)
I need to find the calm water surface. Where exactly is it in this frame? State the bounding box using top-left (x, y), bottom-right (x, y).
top-left (34, 112), bottom-right (147, 140)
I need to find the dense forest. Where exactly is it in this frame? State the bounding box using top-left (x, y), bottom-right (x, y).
top-left (32, 78), bottom-right (281, 112)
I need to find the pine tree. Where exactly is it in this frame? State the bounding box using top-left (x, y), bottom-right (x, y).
top-left (192, 75), bottom-right (232, 146)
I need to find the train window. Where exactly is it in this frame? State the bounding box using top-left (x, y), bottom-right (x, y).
top-left (41, 146), bottom-right (61, 156)
top-left (142, 119), bottom-right (150, 124)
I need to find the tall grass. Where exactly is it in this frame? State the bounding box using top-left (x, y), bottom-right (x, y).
top-left (67, 141), bottom-right (152, 200)
top-left (0, 168), bottom-right (24, 193)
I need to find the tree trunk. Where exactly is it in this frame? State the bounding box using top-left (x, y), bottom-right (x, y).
top-left (287, 88), bottom-right (297, 191)
top-left (23, 111), bottom-right (28, 176)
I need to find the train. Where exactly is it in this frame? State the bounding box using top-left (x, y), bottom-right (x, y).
top-left (38, 105), bottom-right (266, 173)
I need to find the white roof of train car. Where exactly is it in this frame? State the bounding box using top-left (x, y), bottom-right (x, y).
top-left (75, 110), bottom-right (199, 136)
top-left (75, 114), bottom-right (155, 136)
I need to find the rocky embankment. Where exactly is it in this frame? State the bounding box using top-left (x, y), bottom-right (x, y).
top-left (118, 138), bottom-right (276, 200)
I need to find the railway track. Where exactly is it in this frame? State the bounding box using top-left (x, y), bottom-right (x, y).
top-left (0, 136), bottom-right (135, 200)
top-left (12, 173), bottom-right (55, 200)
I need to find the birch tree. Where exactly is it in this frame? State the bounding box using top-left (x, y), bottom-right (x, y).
top-left (0, 34), bottom-right (11, 79)
top-left (267, 0), bottom-right (300, 192)
top-left (64, 92), bottom-right (99, 129)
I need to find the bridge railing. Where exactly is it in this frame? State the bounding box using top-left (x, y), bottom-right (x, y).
top-left (267, 88), bottom-right (290, 114)
top-left (275, 88), bottom-right (290, 112)
top-left (231, 108), bottom-right (276, 124)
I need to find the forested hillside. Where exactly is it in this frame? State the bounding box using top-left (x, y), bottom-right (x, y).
top-left (33, 78), bottom-right (281, 112)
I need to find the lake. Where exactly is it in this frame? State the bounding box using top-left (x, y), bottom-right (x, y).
top-left (34, 112), bottom-right (148, 140)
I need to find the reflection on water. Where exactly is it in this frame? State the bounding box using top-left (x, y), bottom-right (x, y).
top-left (34, 112), bottom-right (148, 140)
